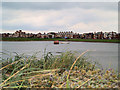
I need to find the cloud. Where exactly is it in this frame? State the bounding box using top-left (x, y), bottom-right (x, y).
top-left (2, 2), bottom-right (118, 33)
top-left (2, 2), bottom-right (118, 11)
top-left (69, 21), bottom-right (118, 33)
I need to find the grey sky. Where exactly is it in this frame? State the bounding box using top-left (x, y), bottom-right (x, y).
top-left (2, 0), bottom-right (119, 2)
top-left (1, 2), bottom-right (118, 34)
top-left (2, 2), bottom-right (118, 11)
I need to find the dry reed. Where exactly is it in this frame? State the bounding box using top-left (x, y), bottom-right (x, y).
top-left (1, 63), bottom-right (30, 86)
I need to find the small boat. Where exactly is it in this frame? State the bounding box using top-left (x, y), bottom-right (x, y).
top-left (60, 42), bottom-right (70, 44)
top-left (54, 40), bottom-right (59, 44)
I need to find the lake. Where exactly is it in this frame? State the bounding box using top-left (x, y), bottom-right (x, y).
top-left (1, 41), bottom-right (119, 71)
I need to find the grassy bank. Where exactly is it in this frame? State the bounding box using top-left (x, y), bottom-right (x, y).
top-left (0, 51), bottom-right (119, 89)
top-left (1, 37), bottom-right (120, 43)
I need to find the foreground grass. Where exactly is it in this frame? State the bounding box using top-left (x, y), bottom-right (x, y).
top-left (1, 37), bottom-right (120, 43)
top-left (0, 51), bottom-right (119, 89)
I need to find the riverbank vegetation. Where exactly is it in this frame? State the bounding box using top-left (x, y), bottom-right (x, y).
top-left (1, 37), bottom-right (120, 43)
top-left (0, 50), bottom-right (119, 89)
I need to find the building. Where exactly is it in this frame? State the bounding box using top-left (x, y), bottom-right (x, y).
top-left (47, 32), bottom-right (56, 38)
top-left (1, 30), bottom-right (119, 40)
top-left (36, 33), bottom-right (42, 38)
top-left (41, 33), bottom-right (48, 38)
top-left (56, 31), bottom-right (74, 39)
top-left (73, 33), bottom-right (80, 38)
top-left (13, 30), bottom-right (26, 37)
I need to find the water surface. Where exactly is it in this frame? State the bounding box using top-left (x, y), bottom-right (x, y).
top-left (1, 41), bottom-right (119, 70)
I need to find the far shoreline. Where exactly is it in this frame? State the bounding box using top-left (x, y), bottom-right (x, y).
top-left (1, 38), bottom-right (120, 43)
top-left (1, 41), bottom-right (119, 43)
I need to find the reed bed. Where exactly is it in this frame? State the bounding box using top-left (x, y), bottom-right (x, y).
top-left (0, 50), bottom-right (119, 89)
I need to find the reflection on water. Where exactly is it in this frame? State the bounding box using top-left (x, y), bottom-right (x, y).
top-left (1, 41), bottom-right (119, 70)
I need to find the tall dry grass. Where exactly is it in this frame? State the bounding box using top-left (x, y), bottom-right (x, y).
top-left (0, 50), bottom-right (119, 89)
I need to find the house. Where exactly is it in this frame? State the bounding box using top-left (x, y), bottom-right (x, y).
top-left (56, 31), bottom-right (74, 39)
top-left (41, 33), bottom-right (48, 38)
top-left (111, 31), bottom-right (117, 39)
top-left (47, 32), bottom-right (56, 38)
top-left (73, 33), bottom-right (80, 38)
top-left (1, 30), bottom-right (119, 40)
top-left (103, 32), bottom-right (109, 39)
top-left (95, 32), bottom-right (104, 39)
top-left (36, 33), bottom-right (42, 38)
top-left (13, 30), bottom-right (26, 37)
top-left (115, 33), bottom-right (120, 39)
top-left (2, 33), bottom-right (11, 37)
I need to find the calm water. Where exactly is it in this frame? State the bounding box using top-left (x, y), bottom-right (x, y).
top-left (1, 41), bottom-right (119, 71)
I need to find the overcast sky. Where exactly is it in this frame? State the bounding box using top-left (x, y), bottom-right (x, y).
top-left (1, 2), bottom-right (118, 34)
